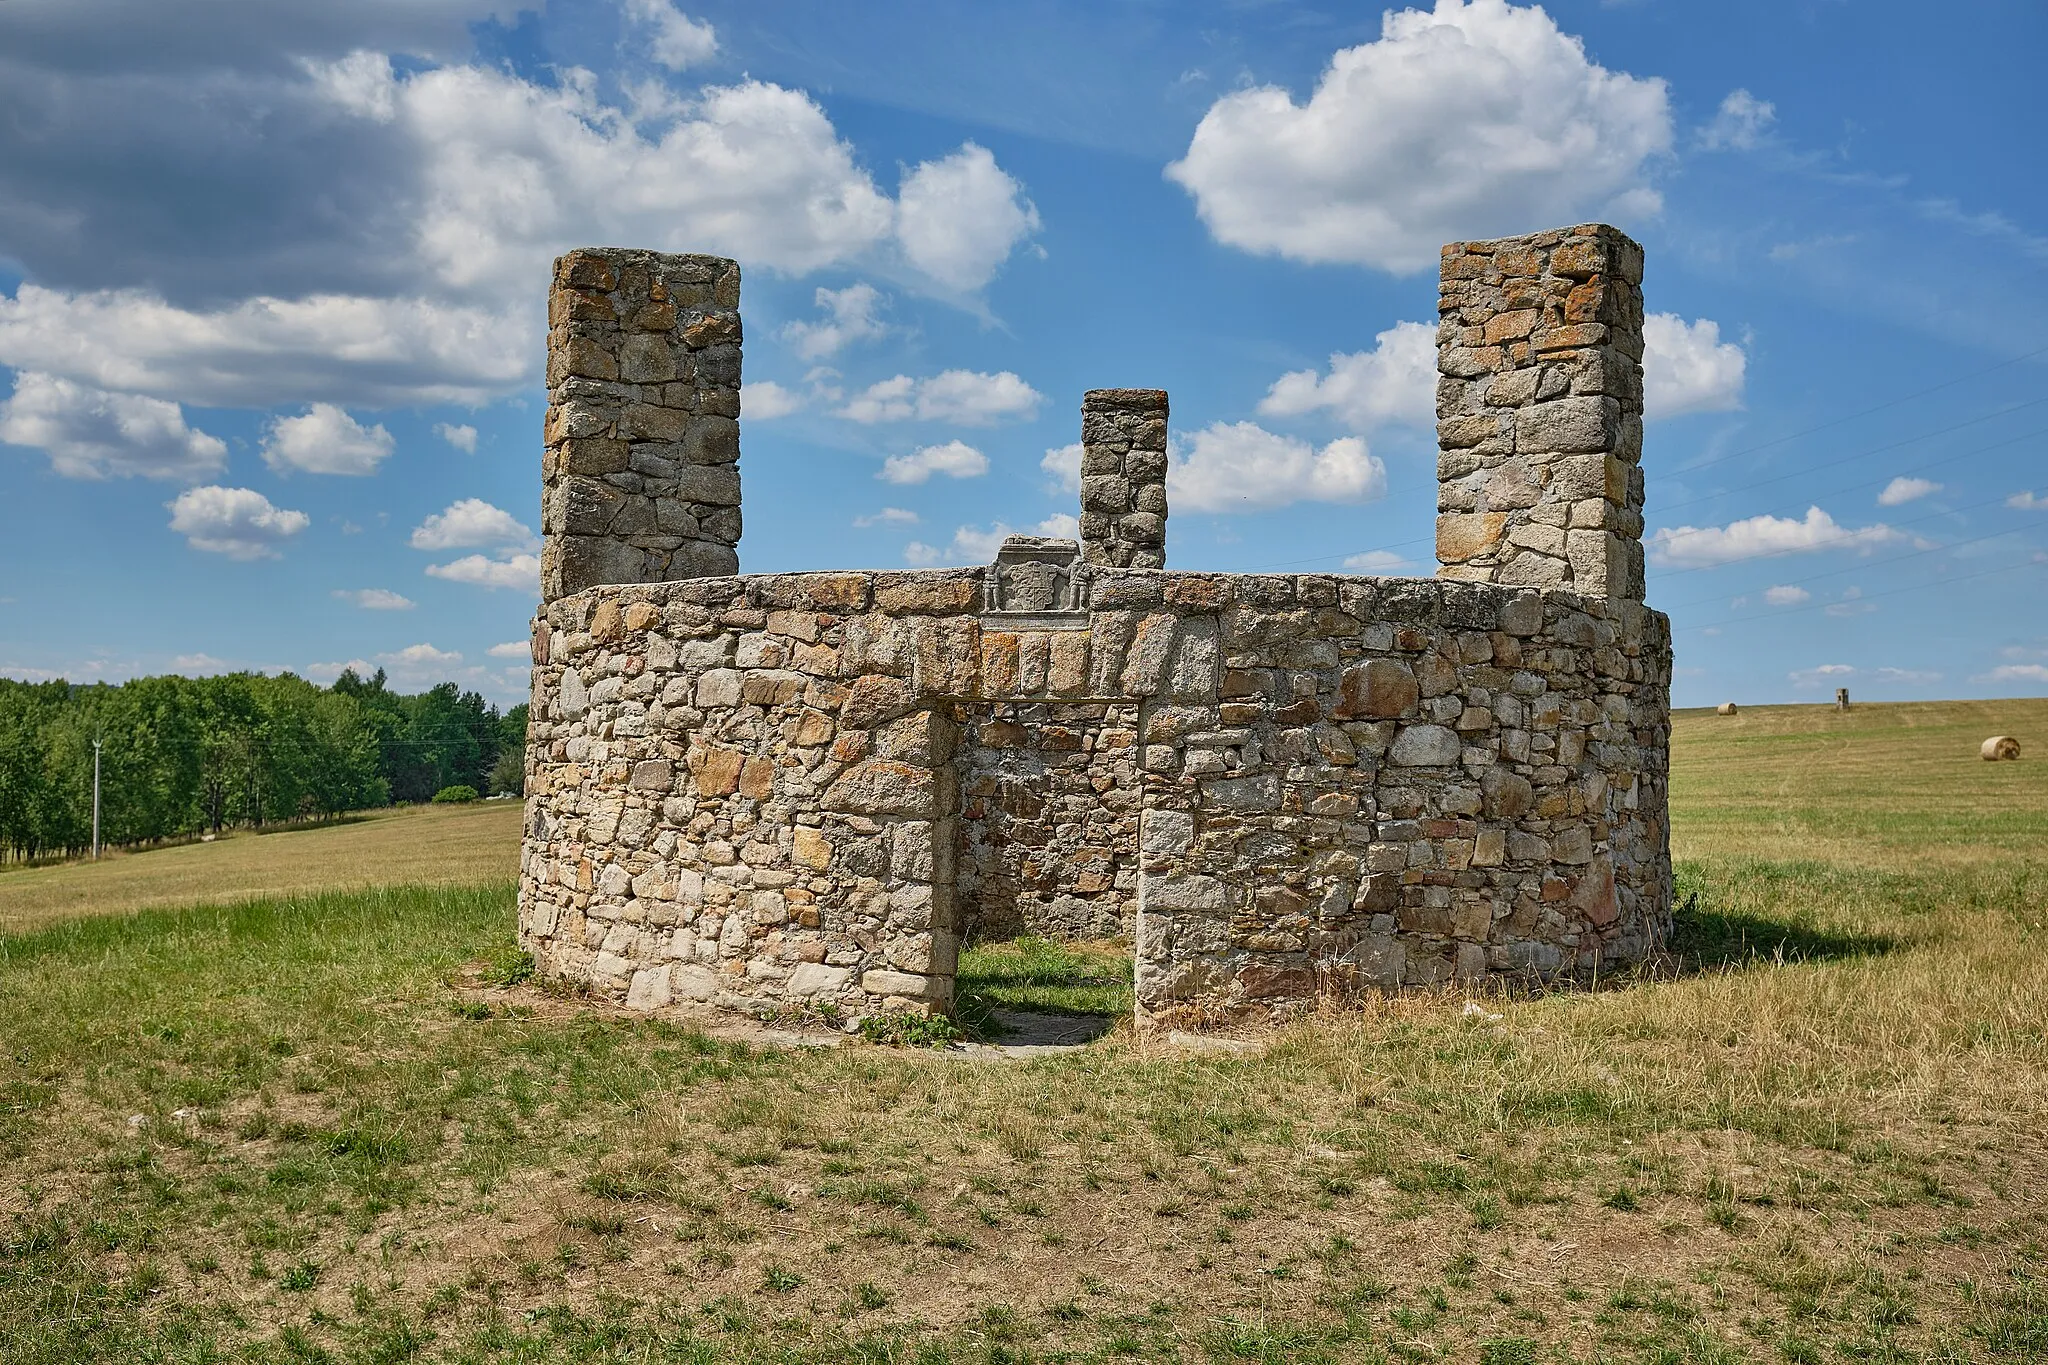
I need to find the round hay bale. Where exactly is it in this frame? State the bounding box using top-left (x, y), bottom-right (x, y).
top-left (1981, 735), bottom-right (2021, 761)
top-left (1716, 701), bottom-right (1738, 716)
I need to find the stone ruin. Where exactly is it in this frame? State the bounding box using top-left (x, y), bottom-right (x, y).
top-left (518, 223), bottom-right (1674, 1025)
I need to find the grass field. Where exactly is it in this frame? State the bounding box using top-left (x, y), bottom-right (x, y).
top-left (2, 700), bottom-right (2045, 1363)
top-left (0, 801), bottom-right (522, 934)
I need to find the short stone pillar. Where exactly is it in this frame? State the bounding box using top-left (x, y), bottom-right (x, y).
top-left (1078, 388), bottom-right (1169, 569)
top-left (1434, 224), bottom-right (1646, 599)
top-left (541, 248), bottom-right (744, 602)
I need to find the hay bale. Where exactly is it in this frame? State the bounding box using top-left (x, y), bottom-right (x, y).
top-left (1981, 735), bottom-right (2021, 761)
top-left (1716, 702), bottom-right (1738, 716)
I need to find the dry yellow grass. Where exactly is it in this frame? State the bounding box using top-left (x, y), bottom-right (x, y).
top-left (0, 799), bottom-right (522, 932)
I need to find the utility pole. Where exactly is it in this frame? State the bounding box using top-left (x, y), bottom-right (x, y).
top-left (92, 734), bottom-right (102, 860)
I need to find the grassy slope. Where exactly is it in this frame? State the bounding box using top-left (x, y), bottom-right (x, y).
top-left (1, 702), bottom-right (2045, 1362)
top-left (0, 801), bottom-right (523, 933)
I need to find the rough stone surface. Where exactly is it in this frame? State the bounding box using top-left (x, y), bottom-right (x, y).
top-left (542, 248), bottom-right (744, 601)
top-left (1079, 389), bottom-right (1169, 570)
top-left (520, 225), bottom-right (1675, 1025)
top-left (1435, 225), bottom-right (1646, 599)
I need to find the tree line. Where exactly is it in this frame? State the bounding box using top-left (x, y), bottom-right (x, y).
top-left (0, 668), bottom-right (527, 864)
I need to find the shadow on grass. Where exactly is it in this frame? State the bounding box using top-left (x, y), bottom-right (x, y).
top-left (1668, 894), bottom-right (1898, 972)
top-left (954, 935), bottom-right (1133, 1039)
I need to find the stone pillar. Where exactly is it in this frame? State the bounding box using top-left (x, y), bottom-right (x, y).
top-left (1433, 224), bottom-right (1646, 599)
top-left (541, 248), bottom-right (743, 602)
top-left (1078, 388), bottom-right (1169, 569)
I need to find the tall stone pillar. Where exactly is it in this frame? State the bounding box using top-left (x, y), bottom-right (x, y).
top-left (541, 248), bottom-right (744, 602)
top-left (1433, 225), bottom-right (1646, 599)
top-left (1078, 388), bottom-right (1169, 569)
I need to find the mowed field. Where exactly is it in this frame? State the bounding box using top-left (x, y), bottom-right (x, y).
top-left (0, 801), bottom-right (523, 934)
top-left (2, 700), bottom-right (2044, 1363)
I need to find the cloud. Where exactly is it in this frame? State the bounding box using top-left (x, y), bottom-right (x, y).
top-left (424, 552), bottom-right (540, 590)
top-left (262, 403), bottom-right (395, 475)
top-left (742, 381), bottom-right (804, 420)
top-left (1699, 89), bottom-right (1776, 152)
top-left (0, 371), bottom-right (226, 479)
top-left (2008, 490), bottom-right (2047, 510)
top-left (334, 588), bottom-right (416, 610)
top-left (1875, 476), bottom-right (1939, 507)
top-left (936, 514), bottom-right (1082, 564)
top-left (621, 0), bottom-right (717, 71)
top-left (409, 497), bottom-right (538, 552)
top-left (0, 56), bottom-right (1037, 410)
top-left (781, 282), bottom-right (886, 361)
top-left (1165, 0), bottom-right (1671, 273)
top-left (487, 640), bottom-right (532, 659)
top-left (1648, 506), bottom-right (1905, 568)
top-left (1258, 322), bottom-right (1436, 431)
top-left (1642, 314), bottom-right (1745, 417)
top-left (903, 541), bottom-right (942, 566)
top-left (434, 421), bottom-right (477, 453)
top-left (838, 370), bottom-right (1042, 425)
top-left (1169, 422), bottom-right (1386, 513)
top-left (1343, 550), bottom-right (1417, 573)
top-left (1874, 667), bottom-right (1940, 684)
top-left (1762, 584), bottom-right (1810, 606)
top-left (854, 507), bottom-right (920, 527)
top-left (1040, 442), bottom-right (1083, 494)
top-left (895, 142), bottom-right (1042, 294)
top-left (879, 440), bottom-right (989, 485)
top-left (1982, 663), bottom-right (2048, 685)
top-left (166, 485), bottom-right (310, 559)
top-left (1788, 663), bottom-right (1856, 688)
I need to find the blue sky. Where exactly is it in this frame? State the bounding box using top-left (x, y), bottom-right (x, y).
top-left (1, 0), bottom-right (2044, 709)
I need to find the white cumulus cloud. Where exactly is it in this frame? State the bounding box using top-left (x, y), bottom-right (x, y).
top-left (1877, 476), bottom-right (1941, 506)
top-left (1642, 313), bottom-right (1746, 417)
top-left (1789, 663), bottom-right (1856, 688)
top-left (409, 498), bottom-right (538, 552)
top-left (854, 507), bottom-right (920, 527)
top-left (1982, 663), bottom-right (2048, 685)
top-left (2006, 490), bottom-right (2046, 510)
top-left (895, 142), bottom-right (1042, 295)
top-left (1258, 322), bottom-right (1437, 431)
top-left (879, 440), bottom-right (989, 485)
top-left (1040, 441), bottom-right (1083, 494)
top-left (425, 552), bottom-right (541, 590)
top-left (334, 588), bottom-right (416, 610)
top-left (781, 282), bottom-right (887, 361)
top-left (167, 486), bottom-right (311, 559)
top-left (487, 640), bottom-right (532, 659)
top-left (434, 422), bottom-right (477, 453)
top-left (839, 370), bottom-right (1041, 425)
top-left (1648, 506), bottom-right (1905, 569)
top-left (1169, 422), bottom-right (1387, 513)
top-left (621, 0), bottom-right (718, 71)
top-left (1699, 89), bottom-right (1776, 152)
top-left (742, 381), bottom-right (804, 420)
top-left (262, 403), bottom-right (395, 476)
top-left (0, 60), bottom-right (1038, 411)
top-left (1165, 0), bottom-right (1672, 274)
top-left (0, 371), bottom-right (226, 480)
top-left (1762, 584), bottom-right (1811, 606)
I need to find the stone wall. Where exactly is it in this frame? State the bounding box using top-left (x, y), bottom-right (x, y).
top-left (542, 248), bottom-right (744, 601)
top-left (1078, 389), bottom-right (1169, 569)
top-left (1434, 225), bottom-right (1646, 598)
top-left (518, 567), bottom-right (1670, 1021)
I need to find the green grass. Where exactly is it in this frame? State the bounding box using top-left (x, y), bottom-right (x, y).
top-left (957, 934), bottom-right (1134, 1021)
top-left (2, 699), bottom-right (2046, 1362)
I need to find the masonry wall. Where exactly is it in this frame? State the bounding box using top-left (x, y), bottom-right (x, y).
top-left (518, 568), bottom-right (1671, 1020)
